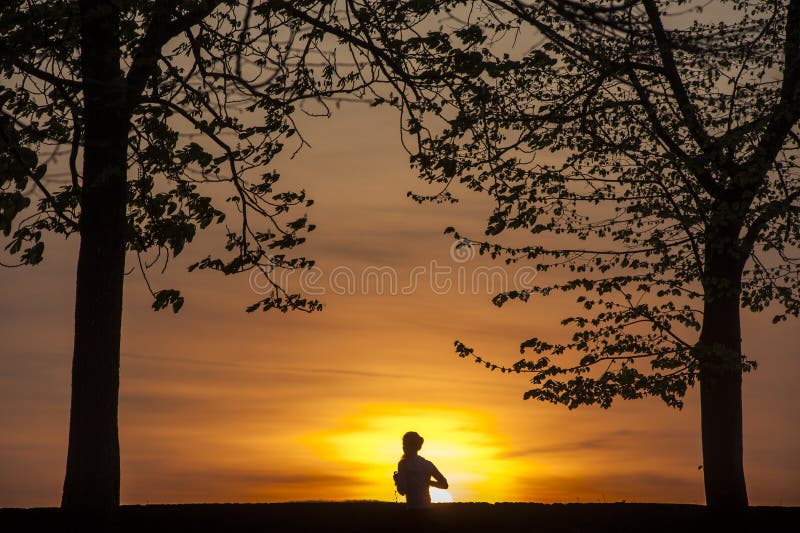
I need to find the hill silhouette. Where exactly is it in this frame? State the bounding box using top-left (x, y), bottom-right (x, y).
top-left (2, 502), bottom-right (798, 532)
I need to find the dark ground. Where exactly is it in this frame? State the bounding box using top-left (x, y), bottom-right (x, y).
top-left (1, 502), bottom-right (798, 533)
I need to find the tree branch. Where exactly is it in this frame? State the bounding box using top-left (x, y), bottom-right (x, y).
top-left (741, 189), bottom-right (800, 252)
top-left (641, 0), bottom-right (715, 157)
top-left (747, 0), bottom-right (800, 179)
top-left (267, 0), bottom-right (418, 93)
top-left (626, 67), bottom-right (721, 198)
top-left (10, 57), bottom-right (81, 89)
top-left (125, 0), bottom-right (223, 109)
top-left (0, 113), bottom-right (79, 231)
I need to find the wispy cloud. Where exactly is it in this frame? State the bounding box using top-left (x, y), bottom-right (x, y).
top-left (500, 430), bottom-right (638, 459)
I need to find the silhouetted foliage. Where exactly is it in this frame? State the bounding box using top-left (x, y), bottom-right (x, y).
top-left (270, 0), bottom-right (800, 510)
top-left (0, 0), bottom-right (346, 312)
top-left (0, 0), bottom-right (373, 512)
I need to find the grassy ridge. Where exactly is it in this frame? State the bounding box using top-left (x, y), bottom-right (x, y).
top-left (2, 502), bottom-right (798, 532)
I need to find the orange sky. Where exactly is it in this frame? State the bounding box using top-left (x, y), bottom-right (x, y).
top-left (1, 104), bottom-right (799, 508)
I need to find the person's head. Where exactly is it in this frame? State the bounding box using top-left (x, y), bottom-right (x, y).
top-left (402, 431), bottom-right (424, 457)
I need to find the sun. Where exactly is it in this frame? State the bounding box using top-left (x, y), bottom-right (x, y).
top-left (304, 403), bottom-right (520, 502)
top-left (430, 488), bottom-right (454, 503)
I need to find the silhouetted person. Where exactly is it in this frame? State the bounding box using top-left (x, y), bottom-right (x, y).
top-left (393, 431), bottom-right (448, 509)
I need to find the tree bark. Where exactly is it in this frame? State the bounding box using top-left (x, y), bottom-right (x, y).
top-left (61, 0), bottom-right (127, 514)
top-left (698, 228), bottom-right (749, 511)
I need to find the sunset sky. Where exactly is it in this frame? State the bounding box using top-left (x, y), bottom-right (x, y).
top-left (1, 103), bottom-right (798, 508)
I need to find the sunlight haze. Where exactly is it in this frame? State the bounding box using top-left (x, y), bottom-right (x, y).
top-left (1, 104), bottom-right (798, 508)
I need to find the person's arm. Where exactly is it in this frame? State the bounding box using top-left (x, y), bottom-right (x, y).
top-left (429, 465), bottom-right (448, 490)
top-left (394, 462), bottom-right (407, 495)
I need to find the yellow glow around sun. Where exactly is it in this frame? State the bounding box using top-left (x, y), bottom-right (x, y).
top-left (304, 403), bottom-right (522, 502)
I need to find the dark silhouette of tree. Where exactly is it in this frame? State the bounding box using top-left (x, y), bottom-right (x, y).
top-left (270, 0), bottom-right (800, 511)
top-left (1, 0), bottom-right (375, 513)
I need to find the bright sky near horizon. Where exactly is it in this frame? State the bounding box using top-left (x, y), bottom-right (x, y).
top-left (1, 103), bottom-right (799, 508)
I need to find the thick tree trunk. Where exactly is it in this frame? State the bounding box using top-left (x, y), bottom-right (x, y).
top-left (698, 242), bottom-right (749, 511)
top-left (61, 0), bottom-right (127, 514)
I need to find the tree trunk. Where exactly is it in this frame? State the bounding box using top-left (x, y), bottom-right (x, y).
top-left (61, 0), bottom-right (127, 514)
top-left (698, 241), bottom-right (749, 511)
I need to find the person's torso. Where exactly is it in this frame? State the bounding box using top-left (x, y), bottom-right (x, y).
top-left (399, 455), bottom-right (433, 507)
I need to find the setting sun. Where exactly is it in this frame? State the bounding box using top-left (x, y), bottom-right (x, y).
top-left (430, 488), bottom-right (454, 503)
top-left (304, 403), bottom-right (524, 502)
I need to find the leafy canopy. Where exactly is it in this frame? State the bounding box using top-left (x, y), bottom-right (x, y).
top-left (1, 0), bottom-right (379, 312)
top-left (273, 0), bottom-right (800, 408)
